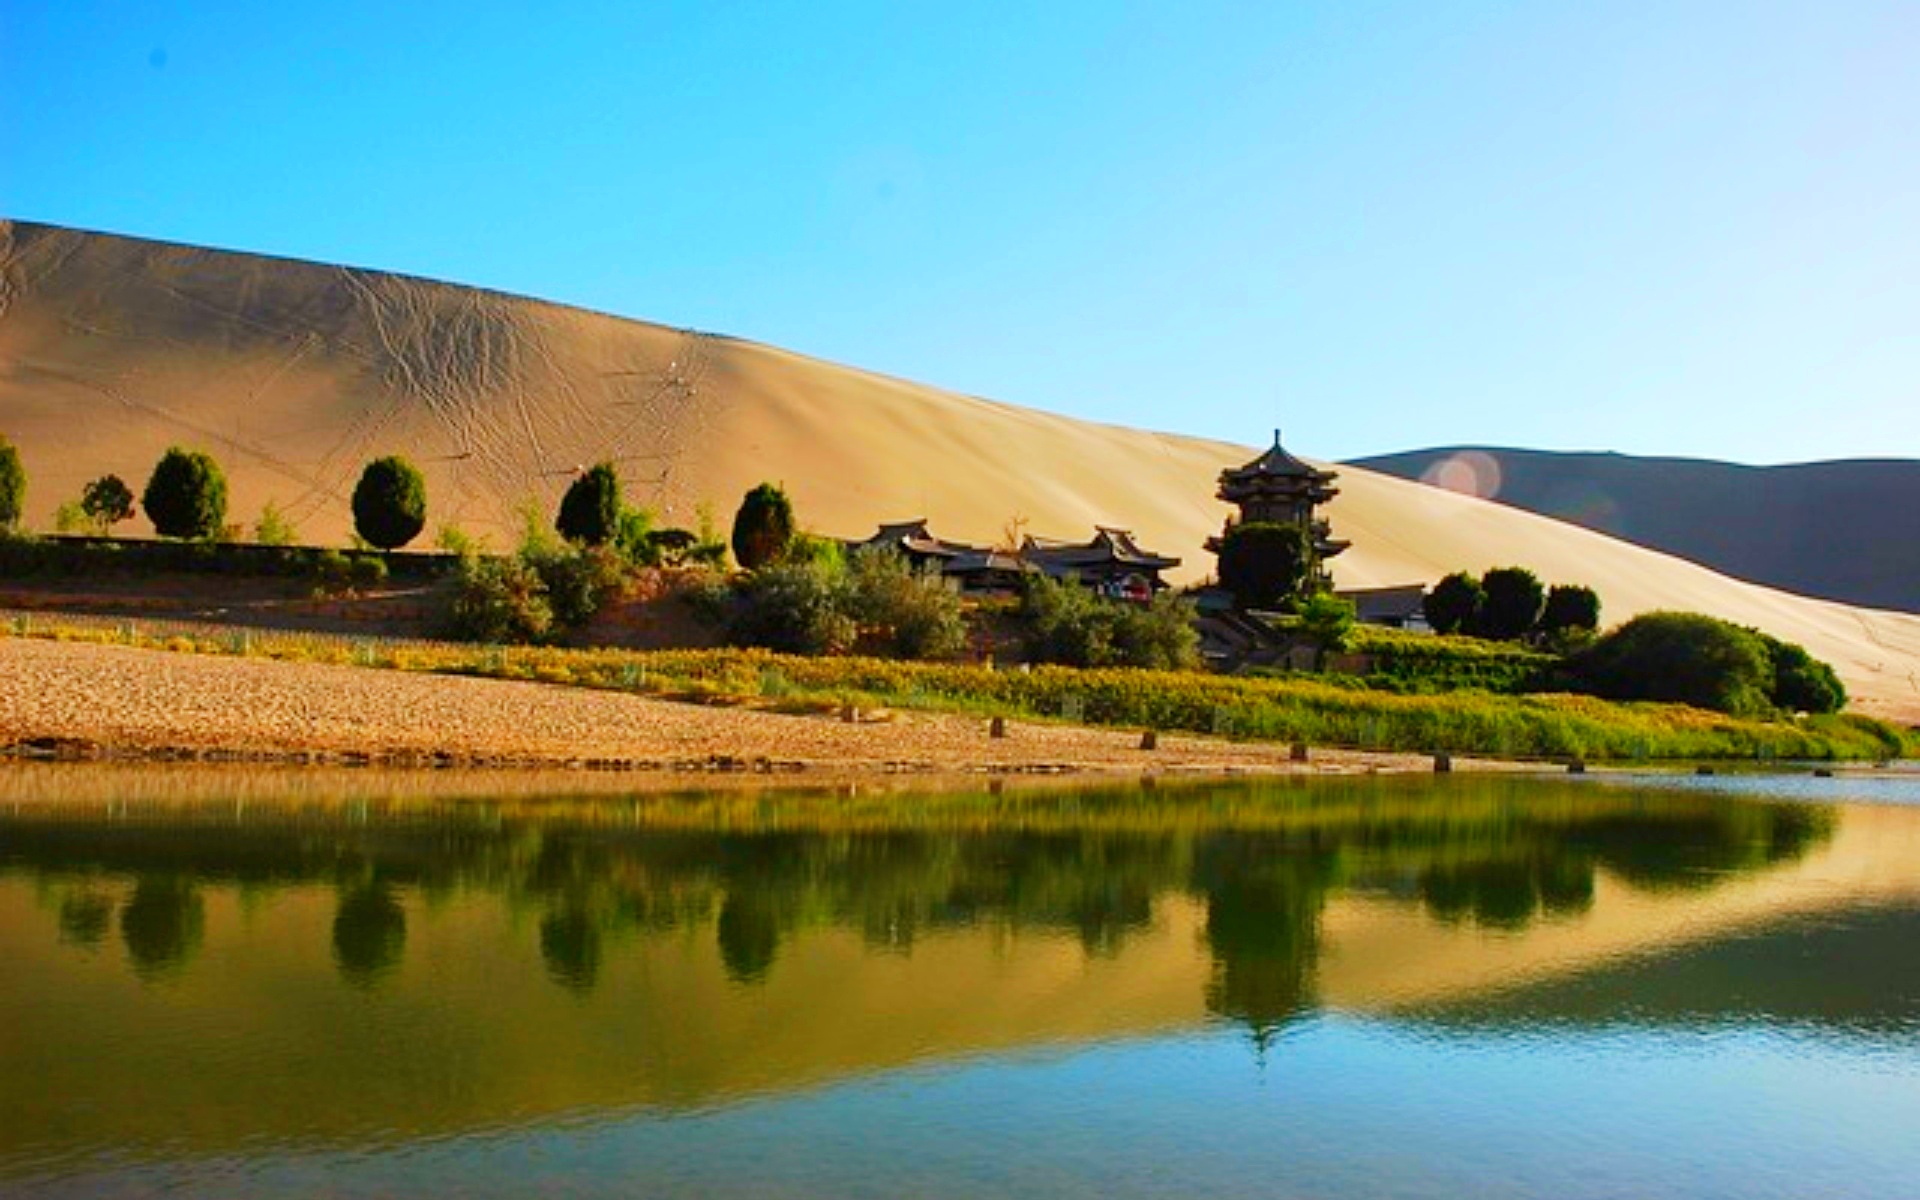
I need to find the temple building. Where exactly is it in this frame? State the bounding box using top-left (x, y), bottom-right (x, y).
top-left (846, 520), bottom-right (1180, 599)
top-left (1207, 431), bottom-right (1349, 589)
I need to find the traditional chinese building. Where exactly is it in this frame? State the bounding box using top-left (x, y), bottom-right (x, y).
top-left (1206, 431), bottom-right (1349, 589)
top-left (846, 520), bottom-right (1180, 599)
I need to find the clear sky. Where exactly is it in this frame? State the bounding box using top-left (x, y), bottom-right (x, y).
top-left (3, 1), bottom-right (1915, 464)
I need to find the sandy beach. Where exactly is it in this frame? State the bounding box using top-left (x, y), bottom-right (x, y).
top-left (0, 636), bottom-right (1495, 776)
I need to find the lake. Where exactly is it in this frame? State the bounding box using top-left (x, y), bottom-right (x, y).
top-left (2, 766), bottom-right (1917, 1198)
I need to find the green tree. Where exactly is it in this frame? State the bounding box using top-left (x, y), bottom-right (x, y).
top-left (142, 446), bottom-right (228, 540)
top-left (0, 435), bottom-right (24, 531)
top-left (727, 558), bottom-right (856, 654)
top-left (1539, 583), bottom-right (1601, 638)
top-left (1298, 592), bottom-right (1357, 653)
top-left (80, 474), bottom-right (136, 535)
top-left (1476, 566), bottom-right (1546, 640)
top-left (1572, 611), bottom-right (1773, 715)
top-left (555, 463), bottom-right (622, 546)
top-left (351, 456), bottom-right (428, 550)
top-left (845, 548), bottom-right (968, 660)
top-left (1423, 572), bottom-right (1483, 635)
top-left (1752, 630), bottom-right (1846, 714)
top-left (1216, 521), bottom-right (1313, 610)
top-left (731, 482), bottom-right (795, 570)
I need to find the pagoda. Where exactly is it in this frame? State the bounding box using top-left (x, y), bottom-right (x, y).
top-left (1206, 431), bottom-right (1349, 585)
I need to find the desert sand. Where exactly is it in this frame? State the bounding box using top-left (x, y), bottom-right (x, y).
top-left (2, 219), bottom-right (1917, 721)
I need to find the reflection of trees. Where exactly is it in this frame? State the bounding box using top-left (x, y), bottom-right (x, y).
top-left (1191, 837), bottom-right (1335, 1039)
top-left (120, 876), bottom-right (204, 979)
top-left (333, 885), bottom-right (407, 987)
top-left (5, 781), bottom-right (1842, 1023)
top-left (540, 907), bottom-right (603, 992)
top-left (1420, 856), bottom-right (1594, 930)
top-left (58, 890), bottom-right (115, 948)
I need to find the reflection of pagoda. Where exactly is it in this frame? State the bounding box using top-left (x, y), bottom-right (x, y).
top-left (1206, 430), bottom-right (1350, 586)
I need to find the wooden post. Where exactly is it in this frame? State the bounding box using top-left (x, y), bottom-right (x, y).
top-left (1139, 730), bottom-right (1158, 751)
top-left (1433, 753), bottom-right (1452, 773)
top-left (1567, 759), bottom-right (1586, 774)
top-left (989, 716), bottom-right (1007, 739)
top-left (1289, 742), bottom-right (1309, 762)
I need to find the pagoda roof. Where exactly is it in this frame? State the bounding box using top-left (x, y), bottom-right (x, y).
top-left (1022, 526), bottom-right (1181, 572)
top-left (854, 519), bottom-right (981, 559)
top-left (1221, 431), bottom-right (1337, 484)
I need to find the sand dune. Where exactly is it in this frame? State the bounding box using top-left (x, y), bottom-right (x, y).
top-left (3, 219), bottom-right (1917, 721)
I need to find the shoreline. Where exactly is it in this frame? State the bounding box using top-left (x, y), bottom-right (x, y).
top-left (1, 636), bottom-right (1527, 779)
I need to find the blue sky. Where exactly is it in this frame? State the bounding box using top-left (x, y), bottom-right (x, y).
top-left (4, 1), bottom-right (1915, 464)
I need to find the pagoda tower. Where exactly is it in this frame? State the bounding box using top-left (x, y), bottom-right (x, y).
top-left (1207, 431), bottom-right (1350, 585)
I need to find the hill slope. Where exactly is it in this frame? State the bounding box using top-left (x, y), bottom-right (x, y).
top-left (1354, 447), bottom-right (1920, 614)
top-left (3, 219), bottom-right (1917, 721)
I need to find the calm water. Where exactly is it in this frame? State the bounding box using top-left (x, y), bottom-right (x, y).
top-left (2, 767), bottom-right (1918, 1198)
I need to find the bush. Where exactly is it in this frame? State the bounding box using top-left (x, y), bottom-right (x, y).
top-left (351, 456), bottom-right (427, 550)
top-left (255, 501), bottom-right (299, 547)
top-left (1424, 572), bottom-right (1483, 635)
top-left (845, 548), bottom-right (967, 660)
top-left (1477, 566), bottom-right (1545, 641)
top-left (731, 482), bottom-right (795, 570)
top-left (446, 556), bottom-right (554, 643)
top-left (727, 559), bottom-right (856, 654)
top-left (1017, 575), bottom-right (1199, 670)
top-left (556, 463), bottom-right (622, 546)
top-left (1299, 593), bottom-right (1356, 652)
top-left (1540, 584), bottom-right (1600, 638)
top-left (1754, 631), bottom-right (1846, 714)
top-left (80, 475), bottom-right (136, 534)
top-left (1572, 612), bottom-right (1774, 715)
top-left (526, 544), bottom-right (629, 628)
top-left (143, 447), bottom-right (228, 540)
top-left (1217, 521), bottom-right (1313, 610)
top-left (0, 435), bottom-right (23, 531)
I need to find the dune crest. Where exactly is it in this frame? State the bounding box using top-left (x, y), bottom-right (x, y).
top-left (2, 220), bottom-right (1916, 720)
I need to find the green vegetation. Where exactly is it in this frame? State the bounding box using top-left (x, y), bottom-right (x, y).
top-left (6, 618), bottom-right (1908, 762)
top-left (1477, 566), bottom-right (1545, 640)
top-left (1297, 593), bottom-right (1356, 653)
top-left (143, 447), bottom-right (228, 541)
top-left (80, 475), bottom-right (137, 535)
top-left (1540, 583), bottom-right (1600, 639)
top-left (1346, 626), bottom-right (1557, 695)
top-left (1216, 521), bottom-right (1315, 609)
top-left (1573, 612), bottom-right (1773, 715)
top-left (1016, 574), bottom-right (1200, 670)
top-left (351, 456), bottom-right (428, 550)
top-left (0, 435), bottom-right (24, 531)
top-left (731, 482), bottom-right (795, 570)
top-left (1424, 572), bottom-right (1483, 635)
top-left (1757, 631), bottom-right (1846, 714)
top-left (844, 548), bottom-right (969, 660)
top-left (556, 463), bottom-right (621, 546)
top-left (255, 501), bottom-right (299, 547)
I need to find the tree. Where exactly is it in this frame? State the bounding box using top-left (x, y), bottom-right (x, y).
top-left (1423, 572), bottom-right (1483, 635)
top-left (1571, 612), bottom-right (1773, 715)
top-left (1753, 631), bottom-right (1846, 714)
top-left (0, 435), bottom-right (23, 531)
top-left (351, 455), bottom-right (427, 550)
top-left (731, 482), bottom-right (795, 570)
top-left (555, 462), bottom-right (621, 546)
top-left (143, 447), bottom-right (228, 540)
top-left (1539, 583), bottom-right (1601, 638)
top-left (80, 474), bottom-right (136, 535)
top-left (1298, 592), bottom-right (1356, 654)
top-left (1216, 521), bottom-right (1313, 610)
top-left (1476, 566), bottom-right (1545, 641)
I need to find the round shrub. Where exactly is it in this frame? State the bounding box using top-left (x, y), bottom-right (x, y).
top-left (556, 463), bottom-right (621, 546)
top-left (143, 447), bottom-right (228, 540)
top-left (1424, 572), bottom-right (1483, 635)
top-left (81, 474), bottom-right (137, 534)
top-left (731, 482), bottom-right (795, 570)
top-left (1540, 584), bottom-right (1601, 637)
top-left (351, 455), bottom-right (427, 550)
top-left (1572, 611), bottom-right (1773, 715)
top-left (1754, 632), bottom-right (1846, 714)
top-left (1477, 566), bottom-right (1545, 640)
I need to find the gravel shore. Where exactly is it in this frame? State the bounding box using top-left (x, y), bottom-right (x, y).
top-left (0, 637), bottom-right (1486, 776)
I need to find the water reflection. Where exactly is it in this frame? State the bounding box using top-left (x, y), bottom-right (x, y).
top-left (2, 772), bottom-right (1914, 1180)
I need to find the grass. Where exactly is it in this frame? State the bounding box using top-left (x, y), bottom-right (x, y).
top-left (5, 610), bottom-right (1913, 764)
